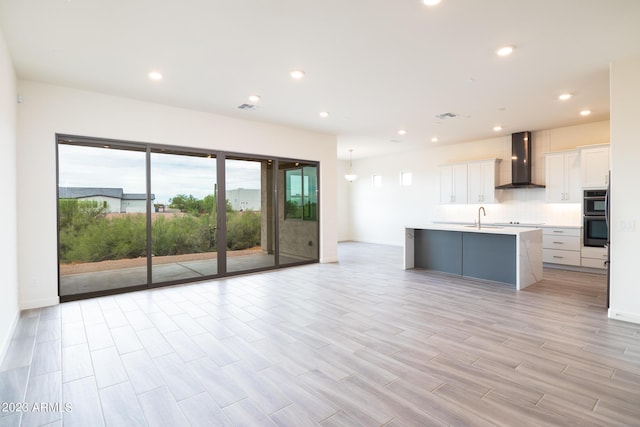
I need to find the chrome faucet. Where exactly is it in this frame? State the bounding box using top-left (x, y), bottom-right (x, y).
top-left (478, 206), bottom-right (486, 229)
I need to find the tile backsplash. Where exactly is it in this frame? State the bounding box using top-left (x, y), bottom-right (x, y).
top-left (437, 188), bottom-right (582, 226)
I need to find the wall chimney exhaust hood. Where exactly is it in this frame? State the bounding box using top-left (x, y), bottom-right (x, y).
top-left (495, 131), bottom-right (545, 189)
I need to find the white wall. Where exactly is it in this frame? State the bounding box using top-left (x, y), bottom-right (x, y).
top-left (337, 159), bottom-right (352, 241)
top-left (0, 29), bottom-right (19, 360)
top-left (341, 121), bottom-right (609, 246)
top-left (609, 56), bottom-right (640, 324)
top-left (16, 80), bottom-right (338, 309)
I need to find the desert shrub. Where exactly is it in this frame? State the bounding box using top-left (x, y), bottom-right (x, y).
top-left (151, 214), bottom-right (212, 256)
top-left (59, 214), bottom-right (147, 263)
top-left (226, 210), bottom-right (261, 250)
top-left (58, 197), bottom-right (260, 263)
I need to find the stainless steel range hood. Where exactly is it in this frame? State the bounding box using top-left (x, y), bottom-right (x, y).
top-left (495, 131), bottom-right (545, 189)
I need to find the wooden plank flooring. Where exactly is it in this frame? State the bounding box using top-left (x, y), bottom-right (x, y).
top-left (1, 241), bottom-right (639, 426)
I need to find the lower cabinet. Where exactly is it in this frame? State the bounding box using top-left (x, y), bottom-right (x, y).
top-left (542, 227), bottom-right (581, 266)
top-left (581, 246), bottom-right (608, 269)
top-left (414, 229), bottom-right (517, 285)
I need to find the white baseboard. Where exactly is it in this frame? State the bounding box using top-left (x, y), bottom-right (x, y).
top-left (20, 296), bottom-right (60, 311)
top-left (320, 256), bottom-right (339, 263)
top-left (608, 309), bottom-right (640, 325)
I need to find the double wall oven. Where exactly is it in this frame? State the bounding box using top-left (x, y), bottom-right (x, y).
top-left (583, 189), bottom-right (608, 247)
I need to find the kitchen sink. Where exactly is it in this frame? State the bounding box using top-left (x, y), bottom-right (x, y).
top-left (463, 225), bottom-right (503, 229)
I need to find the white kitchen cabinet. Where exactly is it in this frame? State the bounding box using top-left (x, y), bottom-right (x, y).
top-left (467, 159), bottom-right (500, 204)
top-left (581, 246), bottom-right (608, 269)
top-left (581, 145), bottom-right (610, 188)
top-left (545, 150), bottom-right (581, 203)
top-left (440, 163), bottom-right (468, 204)
top-left (542, 227), bottom-right (581, 266)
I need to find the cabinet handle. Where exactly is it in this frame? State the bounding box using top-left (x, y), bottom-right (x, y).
top-left (553, 256), bottom-right (564, 259)
top-left (553, 230), bottom-right (564, 233)
top-left (553, 241), bottom-right (563, 244)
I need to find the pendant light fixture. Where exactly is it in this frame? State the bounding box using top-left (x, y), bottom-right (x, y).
top-left (344, 149), bottom-right (358, 182)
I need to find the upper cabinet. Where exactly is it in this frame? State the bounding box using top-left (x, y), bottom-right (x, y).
top-left (440, 163), bottom-right (468, 204)
top-left (581, 145), bottom-right (610, 188)
top-left (440, 159), bottom-right (500, 204)
top-left (467, 159), bottom-right (500, 204)
top-left (545, 150), bottom-right (581, 203)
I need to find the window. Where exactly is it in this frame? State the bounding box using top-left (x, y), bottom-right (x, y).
top-left (372, 174), bottom-right (382, 188)
top-left (285, 165), bottom-right (318, 221)
top-left (400, 171), bottom-right (412, 186)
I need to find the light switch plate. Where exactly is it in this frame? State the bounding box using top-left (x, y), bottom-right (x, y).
top-left (619, 220), bottom-right (636, 231)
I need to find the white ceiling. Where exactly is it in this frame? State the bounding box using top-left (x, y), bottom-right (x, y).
top-left (1, 0), bottom-right (639, 159)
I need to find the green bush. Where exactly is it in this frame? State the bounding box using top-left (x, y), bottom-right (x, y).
top-left (59, 214), bottom-right (147, 263)
top-left (152, 215), bottom-right (212, 256)
top-left (226, 211), bottom-right (261, 251)
top-left (59, 197), bottom-right (262, 263)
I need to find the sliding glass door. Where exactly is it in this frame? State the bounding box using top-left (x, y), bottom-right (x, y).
top-left (279, 162), bottom-right (319, 265)
top-left (57, 136), bottom-right (320, 301)
top-left (225, 157), bottom-right (275, 273)
top-left (150, 149), bottom-right (218, 284)
top-left (58, 142), bottom-right (148, 297)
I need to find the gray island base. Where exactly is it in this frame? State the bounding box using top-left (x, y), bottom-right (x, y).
top-left (404, 224), bottom-right (543, 290)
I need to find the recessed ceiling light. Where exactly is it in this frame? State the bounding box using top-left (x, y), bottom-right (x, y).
top-left (496, 46), bottom-right (514, 57)
top-left (493, 126), bottom-right (503, 131)
top-left (290, 69), bottom-right (305, 79)
top-left (398, 129), bottom-right (407, 136)
top-left (248, 95), bottom-right (260, 103)
top-left (580, 109), bottom-right (592, 116)
top-left (319, 111), bottom-right (329, 118)
top-left (558, 93), bottom-right (573, 101)
top-left (148, 71), bottom-right (163, 81)
top-left (422, 0), bottom-right (441, 6)
top-left (431, 137), bottom-right (439, 143)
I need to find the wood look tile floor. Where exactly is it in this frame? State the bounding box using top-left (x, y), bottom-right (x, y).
top-left (1, 242), bottom-right (639, 426)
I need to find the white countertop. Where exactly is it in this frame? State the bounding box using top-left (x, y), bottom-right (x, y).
top-left (432, 221), bottom-right (581, 229)
top-left (407, 223), bottom-right (542, 236)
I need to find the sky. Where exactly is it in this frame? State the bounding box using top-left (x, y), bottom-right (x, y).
top-left (58, 144), bottom-right (262, 205)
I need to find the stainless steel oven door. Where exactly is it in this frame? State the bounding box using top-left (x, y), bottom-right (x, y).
top-left (584, 196), bottom-right (606, 216)
top-left (583, 215), bottom-right (608, 247)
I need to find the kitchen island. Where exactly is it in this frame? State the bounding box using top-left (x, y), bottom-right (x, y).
top-left (404, 224), bottom-right (543, 289)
